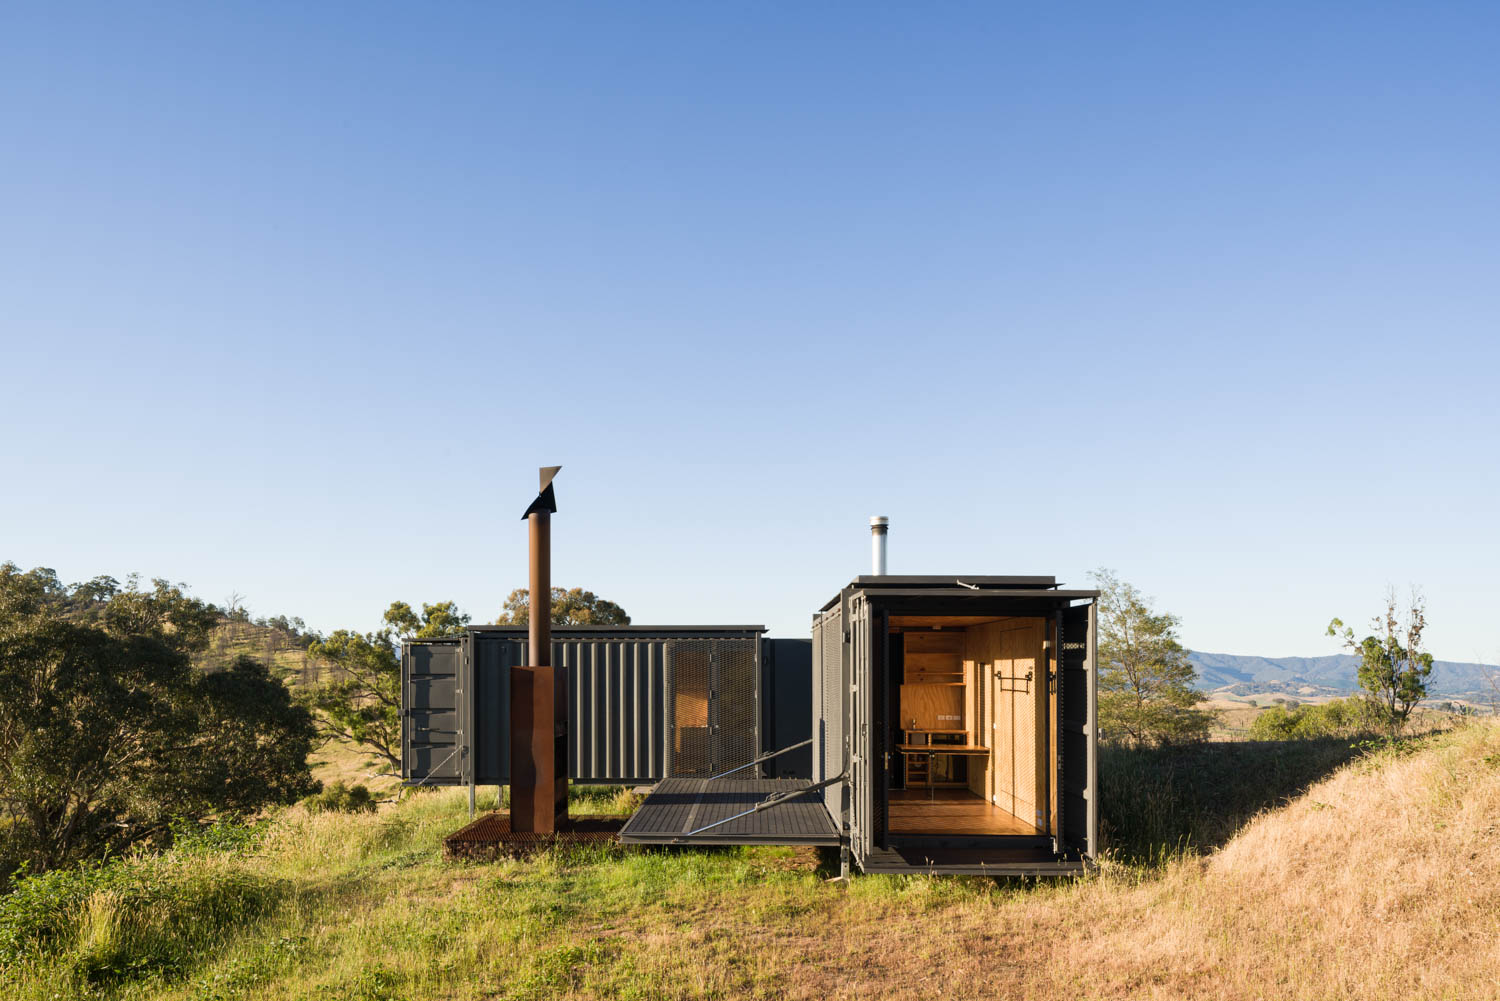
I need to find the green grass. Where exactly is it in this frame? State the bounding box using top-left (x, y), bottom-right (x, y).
top-left (3, 725), bottom-right (1488, 1000)
top-left (0, 785), bottom-right (845, 1000)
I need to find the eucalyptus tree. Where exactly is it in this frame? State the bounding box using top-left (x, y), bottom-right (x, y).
top-left (0, 564), bottom-right (317, 873)
top-left (1090, 568), bottom-right (1216, 745)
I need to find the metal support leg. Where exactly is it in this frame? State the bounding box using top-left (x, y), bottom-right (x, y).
top-left (840, 844), bottom-right (850, 880)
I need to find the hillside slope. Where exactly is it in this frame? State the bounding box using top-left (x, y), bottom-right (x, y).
top-left (6, 725), bottom-right (1498, 1000)
top-left (1044, 722), bottom-right (1500, 999)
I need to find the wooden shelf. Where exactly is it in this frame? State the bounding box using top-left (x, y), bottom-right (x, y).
top-left (900, 631), bottom-right (972, 788)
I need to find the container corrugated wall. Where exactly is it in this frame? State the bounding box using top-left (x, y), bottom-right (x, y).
top-left (565, 636), bottom-right (666, 782)
top-left (456, 627), bottom-right (763, 786)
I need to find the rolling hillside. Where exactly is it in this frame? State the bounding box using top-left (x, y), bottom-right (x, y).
top-left (6, 722), bottom-right (1498, 999)
top-left (1190, 650), bottom-right (1497, 699)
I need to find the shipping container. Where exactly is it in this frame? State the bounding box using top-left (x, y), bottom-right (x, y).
top-left (620, 576), bottom-right (1099, 876)
top-left (813, 576), bottom-right (1099, 875)
top-left (402, 626), bottom-right (769, 788)
top-left (406, 579), bottom-right (1098, 876)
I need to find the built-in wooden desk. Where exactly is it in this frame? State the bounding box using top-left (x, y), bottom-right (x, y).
top-left (897, 742), bottom-right (990, 800)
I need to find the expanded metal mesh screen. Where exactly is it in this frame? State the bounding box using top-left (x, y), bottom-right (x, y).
top-left (664, 638), bottom-right (759, 778)
top-left (666, 640), bottom-right (712, 775)
top-left (716, 639), bottom-right (758, 773)
top-left (819, 607), bottom-right (843, 784)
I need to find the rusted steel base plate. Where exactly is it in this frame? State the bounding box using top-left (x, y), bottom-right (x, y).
top-left (443, 813), bottom-right (628, 861)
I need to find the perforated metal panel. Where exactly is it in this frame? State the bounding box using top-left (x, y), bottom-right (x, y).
top-left (716, 638), bottom-right (759, 772)
top-left (664, 638), bottom-right (759, 777)
top-left (818, 605), bottom-right (844, 787)
top-left (848, 594), bottom-right (881, 860)
top-left (666, 640), bottom-right (713, 775)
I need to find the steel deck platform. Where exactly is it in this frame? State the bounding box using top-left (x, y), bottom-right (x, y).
top-left (860, 844), bottom-right (1088, 876)
top-left (618, 778), bottom-right (841, 846)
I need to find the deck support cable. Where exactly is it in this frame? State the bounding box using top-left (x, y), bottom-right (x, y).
top-left (675, 772), bottom-right (846, 841)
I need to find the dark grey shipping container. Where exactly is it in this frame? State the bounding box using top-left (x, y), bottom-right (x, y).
top-left (402, 626), bottom-right (768, 787)
top-left (405, 577), bottom-right (1097, 878)
top-left (812, 577), bottom-right (1099, 875)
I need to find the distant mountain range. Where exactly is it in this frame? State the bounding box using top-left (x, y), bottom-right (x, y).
top-left (1188, 651), bottom-right (1498, 699)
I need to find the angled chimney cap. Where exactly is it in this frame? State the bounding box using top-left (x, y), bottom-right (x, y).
top-left (521, 466), bottom-right (561, 519)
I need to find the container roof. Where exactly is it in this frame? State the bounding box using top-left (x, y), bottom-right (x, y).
top-left (849, 575), bottom-right (1058, 588)
top-left (465, 624), bottom-right (766, 634)
top-left (820, 576), bottom-right (1098, 612)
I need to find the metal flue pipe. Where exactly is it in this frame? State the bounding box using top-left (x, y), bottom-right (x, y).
top-left (870, 516), bottom-right (889, 575)
top-left (521, 465), bottom-right (561, 667)
top-left (513, 466), bottom-right (566, 834)
top-left (528, 507), bottom-right (550, 669)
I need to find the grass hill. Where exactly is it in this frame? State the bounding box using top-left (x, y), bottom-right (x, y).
top-left (1190, 650), bottom-right (1498, 700)
top-left (5, 722), bottom-right (1498, 999)
top-left (195, 617), bottom-right (408, 800)
top-left (196, 616), bottom-right (327, 685)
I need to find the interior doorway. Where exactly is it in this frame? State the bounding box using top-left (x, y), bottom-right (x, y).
top-left (885, 615), bottom-right (1055, 838)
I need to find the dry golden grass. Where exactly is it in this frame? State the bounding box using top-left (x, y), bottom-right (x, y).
top-left (806, 720), bottom-right (1500, 1001)
top-left (8, 723), bottom-right (1498, 1000)
top-left (306, 735), bottom-right (402, 802)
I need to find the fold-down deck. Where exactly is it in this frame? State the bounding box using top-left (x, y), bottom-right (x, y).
top-left (618, 778), bottom-right (841, 846)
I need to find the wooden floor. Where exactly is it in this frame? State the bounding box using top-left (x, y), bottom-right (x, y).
top-left (887, 789), bottom-right (1040, 836)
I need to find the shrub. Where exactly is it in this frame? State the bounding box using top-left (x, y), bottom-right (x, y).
top-left (1249, 697), bottom-right (1384, 741)
top-left (302, 781), bottom-right (377, 814)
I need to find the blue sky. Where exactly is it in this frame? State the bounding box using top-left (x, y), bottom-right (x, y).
top-left (3, 3), bottom-right (1497, 664)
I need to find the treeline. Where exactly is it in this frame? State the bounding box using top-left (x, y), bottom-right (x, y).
top-left (305, 588), bottom-right (630, 771)
top-left (1093, 571), bottom-right (1443, 746)
top-left (0, 562), bottom-right (642, 881)
top-left (0, 564), bottom-right (318, 875)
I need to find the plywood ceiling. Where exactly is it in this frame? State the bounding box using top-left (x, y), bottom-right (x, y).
top-left (890, 615), bottom-right (1012, 629)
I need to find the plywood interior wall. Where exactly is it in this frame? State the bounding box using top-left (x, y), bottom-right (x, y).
top-left (899, 631), bottom-right (966, 731)
top-left (962, 619), bottom-right (1047, 830)
top-left (902, 631), bottom-right (964, 682)
top-left (898, 684), bottom-right (965, 731)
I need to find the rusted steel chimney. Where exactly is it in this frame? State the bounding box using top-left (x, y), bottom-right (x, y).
top-left (511, 466), bottom-right (568, 834)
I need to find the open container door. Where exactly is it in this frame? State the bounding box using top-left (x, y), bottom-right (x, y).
top-left (1058, 601), bottom-right (1098, 861)
top-left (847, 594), bottom-right (888, 864)
top-left (402, 639), bottom-right (464, 785)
